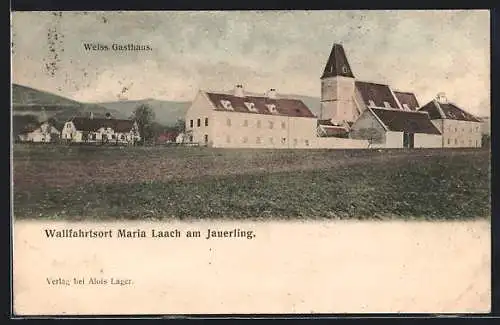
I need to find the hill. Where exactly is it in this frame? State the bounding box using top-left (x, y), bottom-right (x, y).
top-left (12, 84), bottom-right (125, 122)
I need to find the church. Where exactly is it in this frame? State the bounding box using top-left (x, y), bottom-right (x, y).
top-left (183, 43), bottom-right (482, 149)
top-left (319, 43), bottom-right (482, 148)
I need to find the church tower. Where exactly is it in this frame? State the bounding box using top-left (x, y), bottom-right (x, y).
top-left (320, 43), bottom-right (357, 124)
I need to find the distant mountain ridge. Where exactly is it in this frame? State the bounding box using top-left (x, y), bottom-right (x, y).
top-left (12, 84), bottom-right (125, 122)
top-left (12, 83), bottom-right (322, 126)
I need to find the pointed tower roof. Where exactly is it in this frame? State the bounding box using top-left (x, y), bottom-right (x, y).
top-left (321, 43), bottom-right (355, 79)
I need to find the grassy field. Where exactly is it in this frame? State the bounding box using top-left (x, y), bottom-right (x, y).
top-left (12, 144), bottom-right (491, 220)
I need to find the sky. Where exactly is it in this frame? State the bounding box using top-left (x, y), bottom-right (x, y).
top-left (11, 10), bottom-right (490, 116)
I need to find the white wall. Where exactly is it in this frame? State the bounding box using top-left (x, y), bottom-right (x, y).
top-left (349, 110), bottom-right (386, 146)
top-left (441, 119), bottom-right (482, 148)
top-left (313, 137), bottom-right (369, 149)
top-left (210, 110), bottom-right (317, 149)
top-left (320, 76), bottom-right (357, 123)
top-left (385, 131), bottom-right (403, 148)
top-left (414, 134), bottom-right (442, 148)
top-left (185, 92), bottom-right (214, 145)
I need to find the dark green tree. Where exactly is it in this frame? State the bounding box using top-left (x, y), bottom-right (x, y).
top-left (131, 104), bottom-right (156, 144)
top-left (174, 118), bottom-right (186, 133)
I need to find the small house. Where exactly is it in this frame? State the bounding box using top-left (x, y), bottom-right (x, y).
top-left (350, 107), bottom-right (442, 148)
top-left (61, 115), bottom-right (140, 144)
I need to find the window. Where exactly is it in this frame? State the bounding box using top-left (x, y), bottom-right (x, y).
top-left (256, 137), bottom-right (261, 144)
top-left (244, 102), bottom-right (258, 112)
top-left (189, 135), bottom-right (193, 142)
top-left (243, 136), bottom-right (248, 143)
top-left (266, 104), bottom-right (278, 113)
top-left (455, 128), bottom-right (457, 132)
top-left (205, 118), bottom-right (208, 126)
top-left (227, 118), bottom-right (232, 127)
top-left (197, 119), bottom-right (201, 127)
top-left (269, 137), bottom-right (274, 144)
top-left (190, 120), bottom-right (193, 128)
top-left (305, 140), bottom-right (310, 146)
top-left (368, 100), bottom-right (375, 107)
top-left (257, 120), bottom-right (261, 128)
top-left (204, 134), bottom-right (208, 143)
top-left (269, 121), bottom-right (274, 129)
top-left (469, 140), bottom-right (472, 146)
top-left (220, 100), bottom-right (234, 110)
top-left (226, 135), bottom-right (231, 143)
top-left (281, 121), bottom-right (286, 129)
top-left (281, 137), bottom-right (286, 144)
top-left (293, 139), bottom-right (298, 146)
top-left (243, 120), bottom-right (248, 127)
top-left (120, 135), bottom-right (125, 140)
top-left (447, 138), bottom-right (451, 145)
top-left (476, 140), bottom-right (479, 147)
top-left (383, 101), bottom-right (391, 108)
top-left (111, 134), bottom-right (116, 139)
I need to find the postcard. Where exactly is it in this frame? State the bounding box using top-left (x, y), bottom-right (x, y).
top-left (11, 10), bottom-right (491, 316)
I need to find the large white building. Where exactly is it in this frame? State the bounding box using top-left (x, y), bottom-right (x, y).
top-left (185, 86), bottom-right (322, 149)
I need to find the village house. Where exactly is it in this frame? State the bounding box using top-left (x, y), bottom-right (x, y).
top-left (13, 115), bottom-right (61, 143)
top-left (418, 93), bottom-right (483, 148)
top-left (350, 108), bottom-right (442, 148)
top-left (61, 113), bottom-right (140, 144)
top-left (156, 131), bottom-right (180, 144)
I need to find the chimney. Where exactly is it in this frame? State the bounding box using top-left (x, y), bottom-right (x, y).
top-left (436, 92), bottom-right (448, 104)
top-left (89, 112), bottom-right (94, 119)
top-left (267, 88), bottom-right (277, 99)
top-left (234, 84), bottom-right (244, 97)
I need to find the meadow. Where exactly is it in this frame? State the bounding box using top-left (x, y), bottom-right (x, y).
top-left (12, 144), bottom-right (491, 220)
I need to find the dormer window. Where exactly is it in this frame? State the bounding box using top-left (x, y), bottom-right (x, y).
top-left (220, 99), bottom-right (234, 110)
top-left (266, 104), bottom-right (278, 114)
top-left (244, 102), bottom-right (258, 112)
top-left (402, 104), bottom-right (410, 110)
top-left (383, 101), bottom-right (391, 108)
top-left (368, 100), bottom-right (375, 107)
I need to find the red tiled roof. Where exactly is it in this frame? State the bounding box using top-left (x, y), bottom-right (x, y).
top-left (205, 92), bottom-right (316, 118)
top-left (418, 100), bottom-right (481, 122)
top-left (355, 81), bottom-right (399, 109)
top-left (394, 91), bottom-right (419, 111)
top-left (157, 132), bottom-right (179, 142)
top-left (370, 108), bottom-right (441, 135)
top-left (70, 117), bottom-right (136, 132)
